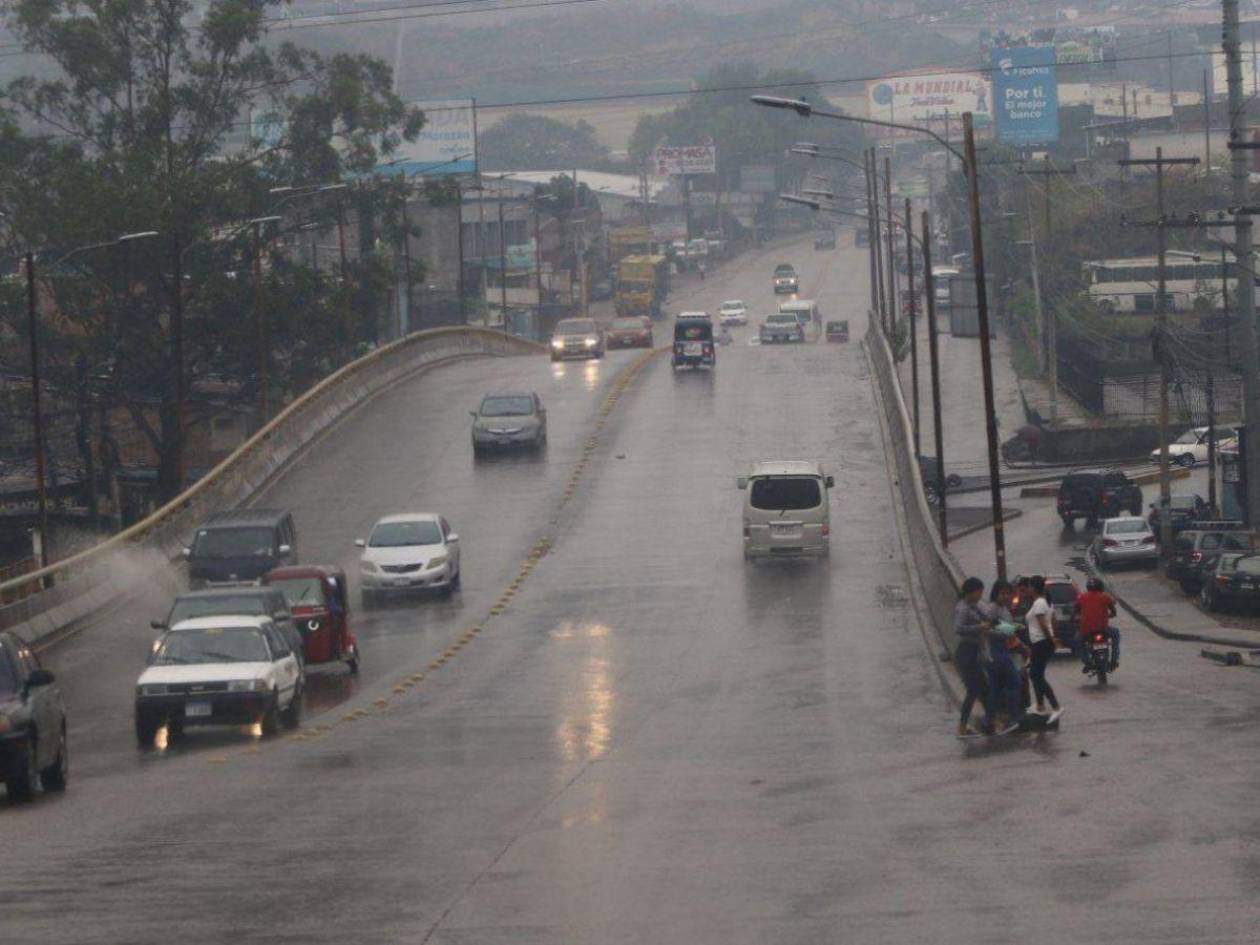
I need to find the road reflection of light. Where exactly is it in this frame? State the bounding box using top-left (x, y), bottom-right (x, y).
top-left (249, 721), bottom-right (264, 739)
top-left (583, 360), bottom-right (600, 391)
top-left (154, 723), bottom-right (169, 753)
top-left (554, 622), bottom-right (615, 763)
top-left (551, 362), bottom-right (567, 379)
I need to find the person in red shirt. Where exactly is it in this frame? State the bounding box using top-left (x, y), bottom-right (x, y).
top-left (1075, 577), bottom-right (1119, 671)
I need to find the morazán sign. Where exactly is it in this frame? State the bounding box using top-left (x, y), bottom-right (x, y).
top-left (866, 72), bottom-right (993, 129)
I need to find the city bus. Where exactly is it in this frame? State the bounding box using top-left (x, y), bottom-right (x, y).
top-left (1083, 254), bottom-right (1244, 313)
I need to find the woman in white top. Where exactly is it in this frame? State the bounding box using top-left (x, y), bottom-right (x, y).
top-left (1024, 575), bottom-right (1062, 715)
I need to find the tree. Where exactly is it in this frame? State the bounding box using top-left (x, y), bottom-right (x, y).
top-left (480, 113), bottom-right (611, 171)
top-left (0, 0), bottom-right (422, 500)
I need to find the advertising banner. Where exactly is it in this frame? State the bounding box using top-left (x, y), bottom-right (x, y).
top-left (652, 145), bottom-right (717, 176)
top-left (993, 46), bottom-right (1059, 145)
top-left (866, 73), bottom-right (992, 129)
top-left (377, 99), bottom-right (477, 176)
top-left (982, 27), bottom-right (1117, 66)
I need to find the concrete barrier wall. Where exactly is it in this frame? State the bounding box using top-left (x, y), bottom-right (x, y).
top-left (865, 321), bottom-right (966, 655)
top-left (0, 327), bottom-right (543, 643)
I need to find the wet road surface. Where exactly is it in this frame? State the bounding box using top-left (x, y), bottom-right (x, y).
top-left (5, 234), bottom-right (1260, 944)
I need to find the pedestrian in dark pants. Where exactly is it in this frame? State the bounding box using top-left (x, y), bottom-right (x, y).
top-left (981, 580), bottom-right (1024, 730)
top-left (954, 577), bottom-right (993, 736)
top-left (1024, 575), bottom-right (1062, 717)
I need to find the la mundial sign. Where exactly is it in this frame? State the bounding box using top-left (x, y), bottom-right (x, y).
top-left (992, 46), bottom-right (1059, 145)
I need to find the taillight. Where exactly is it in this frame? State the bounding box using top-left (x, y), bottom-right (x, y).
top-left (1093, 633), bottom-right (1106, 642)
top-left (1216, 575), bottom-right (1229, 585)
top-left (1102, 538), bottom-right (1119, 547)
top-left (1191, 552), bottom-right (1203, 563)
top-left (821, 523), bottom-right (830, 537)
top-left (1142, 535), bottom-right (1156, 544)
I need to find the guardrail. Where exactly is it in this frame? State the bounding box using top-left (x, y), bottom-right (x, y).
top-left (865, 320), bottom-right (966, 655)
top-left (1, 326), bottom-right (543, 643)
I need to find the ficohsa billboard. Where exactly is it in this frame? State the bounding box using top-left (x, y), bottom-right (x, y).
top-left (866, 73), bottom-right (992, 127)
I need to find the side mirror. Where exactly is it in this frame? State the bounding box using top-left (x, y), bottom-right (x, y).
top-left (447, 533), bottom-right (460, 544)
top-left (736, 477), bottom-right (748, 490)
top-left (26, 668), bottom-right (55, 687)
top-left (278, 544), bottom-right (292, 556)
top-left (150, 620), bottom-right (166, 631)
top-left (354, 538), bottom-right (366, 548)
top-left (825, 475), bottom-right (835, 488)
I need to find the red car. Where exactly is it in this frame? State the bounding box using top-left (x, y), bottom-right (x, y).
top-left (264, 566), bottom-right (359, 673)
top-left (606, 316), bottom-right (654, 349)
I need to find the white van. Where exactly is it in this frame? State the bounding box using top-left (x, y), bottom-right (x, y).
top-left (737, 461), bottom-right (834, 561)
top-left (778, 299), bottom-right (821, 342)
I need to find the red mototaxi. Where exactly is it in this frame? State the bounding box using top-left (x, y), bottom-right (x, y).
top-left (264, 565), bottom-right (359, 673)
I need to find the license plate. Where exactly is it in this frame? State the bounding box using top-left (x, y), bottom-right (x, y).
top-left (771, 523), bottom-right (798, 535)
top-left (185, 701), bottom-right (212, 718)
top-left (684, 342), bottom-right (703, 355)
top-left (391, 577), bottom-right (413, 587)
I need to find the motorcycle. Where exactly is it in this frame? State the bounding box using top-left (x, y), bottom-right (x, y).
top-left (1082, 628), bottom-right (1115, 685)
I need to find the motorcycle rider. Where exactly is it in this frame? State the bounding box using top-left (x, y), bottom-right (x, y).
top-left (1074, 576), bottom-right (1120, 672)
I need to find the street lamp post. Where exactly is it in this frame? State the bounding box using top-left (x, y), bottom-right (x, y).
top-left (250, 216), bottom-right (282, 423)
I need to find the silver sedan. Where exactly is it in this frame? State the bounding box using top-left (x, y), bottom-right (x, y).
top-left (1092, 515), bottom-right (1158, 569)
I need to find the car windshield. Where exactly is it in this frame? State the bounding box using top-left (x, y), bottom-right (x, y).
top-left (369, 520), bottom-right (442, 547)
top-left (168, 595), bottom-right (267, 625)
top-left (0, 652), bottom-right (17, 697)
top-left (480, 396), bottom-right (534, 417)
top-left (1173, 430), bottom-right (1201, 445)
top-left (192, 527), bottom-right (274, 559)
top-left (556, 319), bottom-right (596, 334)
top-left (1046, 584), bottom-right (1077, 605)
top-left (767, 314), bottom-right (797, 324)
top-left (612, 318), bottom-right (644, 330)
top-left (1107, 519), bottom-right (1149, 534)
top-left (1236, 557), bottom-right (1260, 575)
top-left (268, 577), bottom-right (324, 607)
top-left (774, 266), bottom-right (794, 275)
top-left (153, 627), bottom-right (270, 664)
top-left (720, 301), bottom-right (743, 311)
top-left (750, 477), bottom-right (822, 511)
top-left (675, 322), bottom-right (712, 341)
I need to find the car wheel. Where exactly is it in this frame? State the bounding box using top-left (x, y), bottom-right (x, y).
top-left (40, 724), bottom-right (68, 792)
top-left (346, 645), bottom-right (360, 675)
top-left (5, 735), bottom-right (37, 801)
top-left (261, 693), bottom-right (281, 737)
top-left (1202, 585), bottom-right (1218, 612)
top-left (280, 684), bottom-right (302, 730)
top-left (451, 567), bottom-right (462, 590)
top-left (1177, 453), bottom-right (1196, 468)
top-left (135, 713), bottom-right (160, 750)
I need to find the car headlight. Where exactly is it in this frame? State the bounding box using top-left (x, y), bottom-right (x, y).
top-left (228, 679), bottom-right (269, 693)
top-left (360, 560), bottom-right (379, 572)
top-left (137, 684), bottom-right (168, 697)
top-left (584, 337), bottom-right (597, 347)
top-left (552, 338), bottom-right (565, 349)
top-left (427, 555), bottom-right (449, 568)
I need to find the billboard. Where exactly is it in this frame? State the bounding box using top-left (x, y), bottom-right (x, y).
top-left (993, 46), bottom-right (1059, 145)
top-left (652, 145), bottom-right (717, 176)
top-left (866, 73), bottom-right (992, 130)
top-left (378, 99), bottom-right (477, 176)
top-left (982, 27), bottom-right (1117, 66)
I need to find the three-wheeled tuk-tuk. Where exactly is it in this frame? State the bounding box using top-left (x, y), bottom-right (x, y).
top-left (264, 566), bottom-right (359, 674)
top-left (672, 313), bottom-right (716, 369)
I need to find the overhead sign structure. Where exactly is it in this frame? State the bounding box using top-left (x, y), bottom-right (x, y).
top-left (993, 46), bottom-right (1059, 145)
top-left (652, 145), bottom-right (717, 176)
top-left (866, 73), bottom-right (992, 131)
top-left (377, 99), bottom-right (477, 176)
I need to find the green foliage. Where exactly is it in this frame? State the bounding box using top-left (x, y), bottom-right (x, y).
top-left (480, 114), bottom-right (611, 171)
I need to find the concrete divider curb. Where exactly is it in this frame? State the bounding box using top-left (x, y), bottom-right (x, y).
top-left (1, 327), bottom-right (543, 645)
top-left (863, 320), bottom-right (966, 704)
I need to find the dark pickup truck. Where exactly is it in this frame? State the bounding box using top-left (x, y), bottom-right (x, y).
top-left (1057, 470), bottom-right (1143, 527)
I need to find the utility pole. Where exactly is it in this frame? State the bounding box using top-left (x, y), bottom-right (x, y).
top-left (24, 252), bottom-right (49, 570)
top-left (497, 197), bottom-right (509, 334)
top-left (1167, 31), bottom-right (1177, 124)
top-left (400, 184), bottom-right (414, 335)
top-left (1225, 0), bottom-right (1260, 527)
top-left (963, 112), bottom-right (1007, 581)
top-left (884, 155), bottom-right (898, 333)
top-left (864, 151), bottom-right (879, 327)
top-left (171, 231), bottom-right (186, 493)
top-left (336, 194), bottom-right (352, 361)
top-left (252, 221), bottom-right (269, 423)
top-left (905, 196), bottom-right (920, 457)
top-left (869, 148), bottom-right (888, 334)
top-left (1119, 148), bottom-right (1199, 551)
top-left (922, 210), bottom-right (948, 545)
top-left (1204, 70), bottom-right (1212, 176)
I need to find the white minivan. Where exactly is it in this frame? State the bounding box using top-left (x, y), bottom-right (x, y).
top-left (738, 461), bottom-right (834, 561)
top-left (778, 299), bottom-right (821, 342)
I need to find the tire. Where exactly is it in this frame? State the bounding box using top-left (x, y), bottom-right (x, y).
top-left (1201, 585), bottom-right (1218, 613)
top-left (1097, 667), bottom-right (1108, 686)
top-left (451, 567), bottom-right (462, 590)
top-left (1177, 453), bottom-right (1196, 469)
top-left (261, 694), bottom-right (281, 738)
top-left (5, 735), bottom-right (37, 801)
top-left (40, 725), bottom-right (68, 792)
top-left (347, 646), bottom-right (360, 675)
top-left (135, 713), bottom-right (160, 750)
top-left (946, 474), bottom-right (963, 489)
top-left (280, 684), bottom-right (301, 730)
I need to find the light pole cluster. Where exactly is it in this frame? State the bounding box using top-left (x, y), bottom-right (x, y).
top-left (755, 94), bottom-right (1008, 579)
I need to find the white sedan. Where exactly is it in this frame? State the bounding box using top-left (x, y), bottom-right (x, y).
top-left (1150, 426), bottom-right (1237, 468)
top-left (1092, 515), bottom-right (1158, 569)
top-left (134, 615), bottom-right (302, 746)
top-left (357, 512), bottom-right (461, 601)
top-left (718, 300), bottom-right (748, 326)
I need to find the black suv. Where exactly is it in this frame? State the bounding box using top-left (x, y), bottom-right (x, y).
top-left (153, 587), bottom-right (304, 669)
top-left (0, 631), bottom-right (68, 801)
top-left (1057, 470), bottom-right (1143, 527)
top-left (1147, 494), bottom-right (1208, 540)
top-left (185, 508), bottom-right (298, 589)
top-left (1167, 528), bottom-right (1257, 594)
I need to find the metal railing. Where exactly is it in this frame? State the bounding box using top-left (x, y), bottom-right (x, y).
top-left (0, 326), bottom-right (543, 642)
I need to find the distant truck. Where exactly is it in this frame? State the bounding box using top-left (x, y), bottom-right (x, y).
top-left (615, 254), bottom-right (669, 319)
top-left (608, 225), bottom-right (658, 266)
